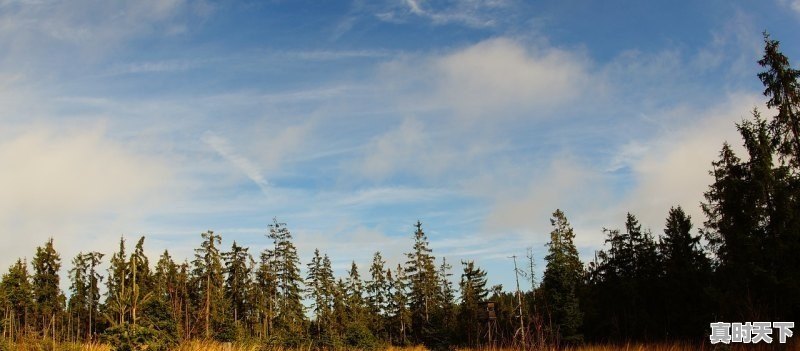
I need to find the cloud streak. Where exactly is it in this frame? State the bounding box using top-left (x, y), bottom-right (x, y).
top-left (202, 131), bottom-right (270, 196)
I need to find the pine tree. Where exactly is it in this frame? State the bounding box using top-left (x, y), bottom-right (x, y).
top-left (1, 259), bottom-right (33, 340)
top-left (366, 252), bottom-right (388, 338)
top-left (459, 260), bottom-right (488, 346)
top-left (68, 253), bottom-right (91, 340)
top-left (254, 248), bottom-right (277, 339)
top-left (129, 237), bottom-right (152, 327)
top-left (266, 218), bottom-right (306, 339)
top-left (758, 32), bottom-right (800, 166)
top-left (388, 264), bottom-right (411, 345)
top-left (32, 238), bottom-right (65, 342)
top-left (192, 230), bottom-right (226, 340)
top-left (404, 221), bottom-right (438, 342)
top-left (223, 241), bottom-right (252, 326)
top-left (541, 210), bottom-right (583, 344)
top-left (702, 110), bottom-right (800, 321)
top-left (435, 257), bottom-right (456, 344)
top-left (659, 206), bottom-right (711, 338)
top-left (105, 237), bottom-right (129, 326)
top-left (306, 249), bottom-right (329, 340)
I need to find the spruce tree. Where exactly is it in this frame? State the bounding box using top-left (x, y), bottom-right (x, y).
top-left (458, 260), bottom-right (488, 346)
top-left (366, 252), bottom-right (388, 338)
top-left (659, 206), bottom-right (711, 338)
top-left (541, 210), bottom-right (583, 344)
top-left (68, 253), bottom-right (90, 340)
top-left (266, 218), bottom-right (305, 339)
top-left (1, 259), bottom-right (33, 340)
top-left (388, 264), bottom-right (411, 345)
top-left (192, 230), bottom-right (226, 340)
top-left (254, 248), bottom-right (277, 338)
top-left (32, 238), bottom-right (64, 341)
top-left (223, 241), bottom-right (252, 326)
top-left (129, 237), bottom-right (152, 327)
top-left (105, 237), bottom-right (129, 326)
top-left (758, 32), bottom-right (800, 166)
top-left (404, 221), bottom-right (438, 342)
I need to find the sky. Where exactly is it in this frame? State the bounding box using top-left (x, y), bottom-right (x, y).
top-left (2, 0), bottom-right (800, 293)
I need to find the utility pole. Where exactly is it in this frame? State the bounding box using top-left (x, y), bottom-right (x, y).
top-left (509, 255), bottom-right (526, 346)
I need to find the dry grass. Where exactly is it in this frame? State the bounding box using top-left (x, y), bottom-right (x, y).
top-left (455, 341), bottom-right (800, 351)
top-left (3, 341), bottom-right (799, 351)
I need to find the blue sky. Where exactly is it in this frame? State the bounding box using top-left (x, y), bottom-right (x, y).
top-left (2, 0), bottom-right (799, 292)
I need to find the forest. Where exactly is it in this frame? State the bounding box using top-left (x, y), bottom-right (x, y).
top-left (1, 34), bottom-right (799, 351)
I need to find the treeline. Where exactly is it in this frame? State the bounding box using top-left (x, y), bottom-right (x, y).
top-left (2, 34), bottom-right (800, 350)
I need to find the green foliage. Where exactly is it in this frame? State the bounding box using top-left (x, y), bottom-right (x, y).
top-left (404, 221), bottom-right (439, 344)
top-left (758, 32), bottom-right (800, 166)
top-left (541, 209), bottom-right (583, 344)
top-left (32, 238), bottom-right (65, 336)
top-left (101, 322), bottom-right (174, 351)
top-left (458, 260), bottom-right (488, 346)
top-left (192, 230), bottom-right (228, 340)
top-left (266, 218), bottom-right (306, 336)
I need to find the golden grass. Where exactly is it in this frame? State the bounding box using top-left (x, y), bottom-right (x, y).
top-left (2, 341), bottom-right (799, 351)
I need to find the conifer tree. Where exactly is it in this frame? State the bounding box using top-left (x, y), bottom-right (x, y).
top-left (404, 221), bottom-right (438, 342)
top-left (154, 250), bottom-right (180, 322)
top-left (346, 261), bottom-right (367, 326)
top-left (541, 210), bottom-right (583, 344)
top-left (1, 259), bottom-right (33, 340)
top-left (105, 237), bottom-right (129, 326)
top-left (458, 260), bottom-right (488, 346)
top-left (366, 251), bottom-right (388, 338)
top-left (192, 230), bottom-right (226, 340)
top-left (68, 253), bottom-right (89, 340)
top-left (388, 264), bottom-right (411, 345)
top-left (659, 206), bottom-right (711, 338)
top-left (223, 241), bottom-right (252, 326)
top-left (758, 32), bottom-right (800, 166)
top-left (129, 237), bottom-right (152, 327)
top-left (32, 238), bottom-right (64, 341)
top-left (306, 249), bottom-right (330, 340)
top-left (266, 218), bottom-right (305, 338)
top-left (254, 248), bottom-right (277, 338)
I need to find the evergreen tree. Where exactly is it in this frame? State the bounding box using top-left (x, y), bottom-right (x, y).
top-left (1, 259), bottom-right (33, 340)
top-left (105, 237), bottom-right (129, 326)
top-left (435, 257), bottom-right (456, 345)
top-left (266, 218), bottom-right (306, 339)
top-left (659, 206), bottom-right (711, 338)
top-left (366, 252), bottom-right (388, 338)
top-left (192, 230), bottom-right (227, 340)
top-left (223, 241), bottom-right (252, 326)
top-left (253, 248), bottom-right (277, 339)
top-left (404, 221), bottom-right (438, 342)
top-left (129, 237), bottom-right (152, 327)
top-left (306, 249), bottom-right (327, 339)
top-left (388, 264), bottom-right (411, 345)
top-left (702, 110), bottom-right (800, 321)
top-left (541, 210), bottom-right (583, 344)
top-left (758, 32), bottom-right (800, 166)
top-left (32, 238), bottom-right (64, 341)
top-left (458, 260), bottom-right (488, 346)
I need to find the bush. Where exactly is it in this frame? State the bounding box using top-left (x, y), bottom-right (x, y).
top-left (101, 323), bottom-right (176, 351)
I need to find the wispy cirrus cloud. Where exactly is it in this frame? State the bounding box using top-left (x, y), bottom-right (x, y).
top-left (202, 131), bottom-right (270, 195)
top-left (375, 0), bottom-right (516, 28)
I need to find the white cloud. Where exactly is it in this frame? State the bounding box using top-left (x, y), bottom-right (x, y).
top-left (379, 37), bottom-right (594, 122)
top-left (435, 37), bottom-right (591, 119)
top-left (379, 0), bottom-right (514, 28)
top-left (358, 118), bottom-right (458, 180)
top-left (0, 125), bottom-right (172, 270)
top-left (620, 93), bottom-right (764, 232)
top-left (202, 131), bottom-right (270, 195)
